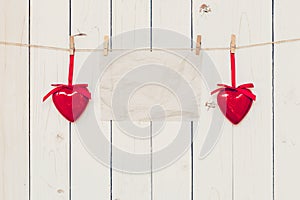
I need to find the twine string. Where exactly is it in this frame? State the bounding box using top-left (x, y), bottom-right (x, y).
top-left (1, 37), bottom-right (300, 52)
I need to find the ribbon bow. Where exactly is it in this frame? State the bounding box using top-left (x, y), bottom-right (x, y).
top-left (43, 84), bottom-right (91, 102)
top-left (211, 52), bottom-right (256, 101)
top-left (211, 83), bottom-right (256, 100)
top-left (43, 52), bottom-right (91, 102)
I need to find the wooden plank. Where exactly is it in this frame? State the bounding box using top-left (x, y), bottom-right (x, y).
top-left (193, 0), bottom-right (234, 199)
top-left (233, 46), bottom-right (273, 199)
top-left (30, 0), bottom-right (69, 199)
top-left (71, 0), bottom-right (110, 199)
top-left (232, 1), bottom-right (272, 198)
top-left (112, 1), bottom-right (151, 199)
top-left (0, 0), bottom-right (29, 199)
top-left (275, 42), bottom-right (300, 199)
top-left (112, 121), bottom-right (151, 200)
top-left (152, 122), bottom-right (191, 200)
top-left (275, 0), bottom-right (300, 198)
top-left (193, 0), bottom-right (233, 199)
top-left (112, 0), bottom-right (150, 49)
top-left (152, 0), bottom-right (190, 46)
top-left (194, 123), bottom-right (233, 199)
top-left (151, 0), bottom-right (192, 199)
top-left (71, 121), bottom-right (111, 200)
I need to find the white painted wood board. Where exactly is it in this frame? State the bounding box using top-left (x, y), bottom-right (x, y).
top-left (111, 1), bottom-right (151, 200)
top-left (0, 0), bottom-right (29, 199)
top-left (30, 0), bottom-right (69, 199)
top-left (71, 0), bottom-right (111, 199)
top-left (275, 0), bottom-right (300, 199)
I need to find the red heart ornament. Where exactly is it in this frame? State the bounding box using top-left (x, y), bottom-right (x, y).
top-left (43, 84), bottom-right (91, 122)
top-left (43, 53), bottom-right (91, 122)
top-left (52, 87), bottom-right (90, 122)
top-left (211, 53), bottom-right (256, 125)
top-left (216, 88), bottom-right (253, 125)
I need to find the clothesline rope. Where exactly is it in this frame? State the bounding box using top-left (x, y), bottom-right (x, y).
top-left (1, 37), bottom-right (300, 52)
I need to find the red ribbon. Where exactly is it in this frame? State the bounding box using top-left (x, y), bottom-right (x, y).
top-left (211, 52), bottom-right (256, 100)
top-left (43, 50), bottom-right (91, 102)
top-left (211, 83), bottom-right (256, 100)
top-left (68, 54), bottom-right (75, 86)
top-left (230, 52), bottom-right (236, 88)
top-left (43, 84), bottom-right (91, 102)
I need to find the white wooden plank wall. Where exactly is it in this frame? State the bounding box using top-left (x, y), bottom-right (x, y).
top-left (30, 0), bottom-right (69, 200)
top-left (111, 1), bottom-right (151, 199)
top-left (71, 0), bottom-right (110, 199)
top-left (152, 1), bottom-right (192, 199)
top-left (1, 0), bottom-right (299, 199)
top-left (232, 0), bottom-right (273, 198)
top-left (0, 0), bottom-right (29, 200)
top-left (275, 0), bottom-right (300, 199)
top-left (193, 1), bottom-right (233, 199)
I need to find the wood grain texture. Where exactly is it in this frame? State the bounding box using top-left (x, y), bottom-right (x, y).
top-left (112, 121), bottom-right (151, 200)
top-left (111, 1), bottom-right (151, 199)
top-left (193, 0), bottom-right (233, 199)
top-left (151, 1), bottom-right (192, 199)
top-left (71, 0), bottom-right (110, 199)
top-left (0, 0), bottom-right (294, 199)
top-left (275, 0), bottom-right (300, 199)
top-left (152, 0), bottom-right (190, 45)
top-left (30, 0), bottom-right (69, 199)
top-left (152, 122), bottom-right (191, 200)
top-left (194, 123), bottom-right (233, 199)
top-left (233, 0), bottom-right (272, 198)
top-left (71, 121), bottom-right (110, 200)
top-left (112, 0), bottom-right (150, 49)
top-left (0, 0), bottom-right (29, 199)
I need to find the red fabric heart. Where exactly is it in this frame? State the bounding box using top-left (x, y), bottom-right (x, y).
top-left (216, 87), bottom-right (253, 125)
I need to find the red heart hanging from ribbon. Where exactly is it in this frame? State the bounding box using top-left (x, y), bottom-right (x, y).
top-left (43, 48), bottom-right (91, 122)
top-left (211, 52), bottom-right (256, 125)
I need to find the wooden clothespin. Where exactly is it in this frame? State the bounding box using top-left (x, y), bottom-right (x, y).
top-left (69, 35), bottom-right (75, 55)
top-left (196, 35), bottom-right (202, 55)
top-left (230, 34), bottom-right (236, 53)
top-left (103, 35), bottom-right (109, 56)
top-left (69, 33), bottom-right (87, 55)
